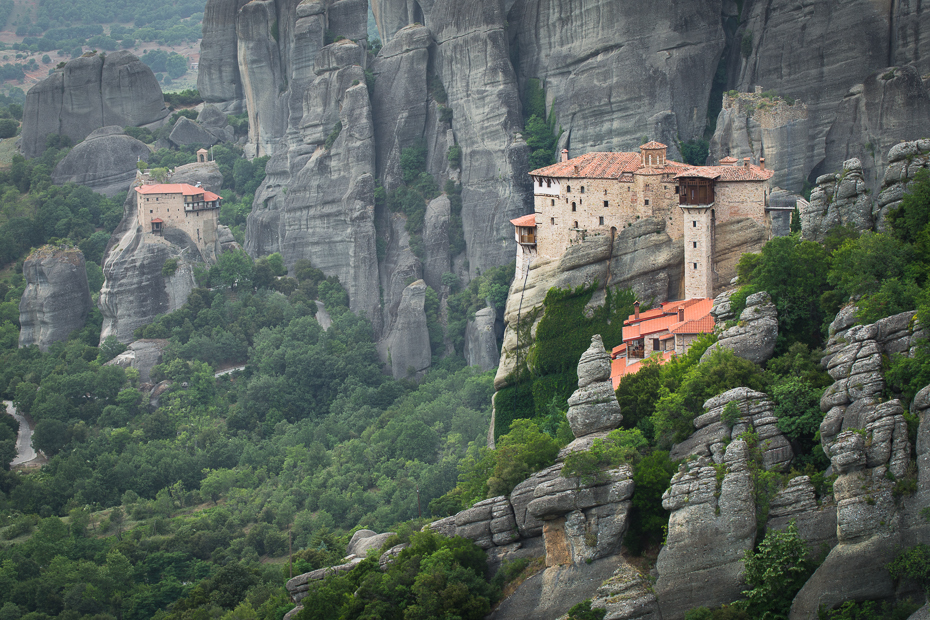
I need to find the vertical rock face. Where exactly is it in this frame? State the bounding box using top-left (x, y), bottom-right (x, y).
top-left (21, 52), bottom-right (169, 158)
top-left (708, 91), bottom-right (812, 192)
top-left (736, 0), bottom-right (894, 178)
top-left (464, 307), bottom-right (501, 371)
top-left (50, 127), bottom-right (152, 198)
top-left (656, 440), bottom-right (757, 620)
top-left (18, 247), bottom-right (93, 351)
top-left (428, 0), bottom-right (530, 276)
top-left (198, 0), bottom-right (250, 112)
top-left (823, 66), bottom-right (930, 193)
top-left (244, 39), bottom-right (382, 330)
top-left (508, 0), bottom-right (725, 155)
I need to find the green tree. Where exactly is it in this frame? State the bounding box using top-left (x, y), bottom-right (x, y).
top-left (737, 522), bottom-right (814, 619)
top-left (211, 248), bottom-right (254, 289)
top-left (166, 53), bottom-right (187, 79)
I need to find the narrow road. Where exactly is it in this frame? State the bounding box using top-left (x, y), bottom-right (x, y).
top-left (4, 400), bottom-right (37, 466)
top-left (215, 365), bottom-right (247, 377)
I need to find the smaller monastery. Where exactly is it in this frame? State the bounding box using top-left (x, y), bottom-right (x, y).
top-left (136, 181), bottom-right (221, 251)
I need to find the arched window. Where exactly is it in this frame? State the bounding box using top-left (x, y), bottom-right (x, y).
top-left (571, 202), bottom-right (576, 212)
top-left (580, 186), bottom-right (585, 194)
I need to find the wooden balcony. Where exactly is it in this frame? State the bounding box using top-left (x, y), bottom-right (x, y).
top-left (518, 233), bottom-right (536, 245)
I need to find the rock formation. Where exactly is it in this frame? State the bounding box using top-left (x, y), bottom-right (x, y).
top-left (669, 387), bottom-right (794, 472)
top-left (98, 162), bottom-right (225, 343)
top-left (766, 475), bottom-right (837, 555)
top-left (823, 66), bottom-right (930, 193)
top-left (18, 246), bottom-right (93, 351)
top-left (655, 440), bottom-right (757, 619)
top-left (51, 127), bottom-right (152, 197)
top-left (701, 291), bottom-right (778, 365)
top-left (168, 117), bottom-right (219, 148)
top-left (464, 307), bottom-right (500, 371)
top-left (21, 51), bottom-right (169, 158)
top-left (788, 309), bottom-right (929, 618)
top-left (709, 90), bottom-right (812, 193)
top-left (378, 279), bottom-right (431, 380)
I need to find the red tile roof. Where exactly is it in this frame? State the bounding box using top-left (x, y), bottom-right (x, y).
top-left (611, 351), bottom-right (675, 387)
top-left (530, 152), bottom-right (642, 179)
top-left (675, 163), bottom-right (774, 182)
top-left (640, 141), bottom-right (667, 150)
top-left (150, 218), bottom-right (163, 223)
top-left (622, 298), bottom-right (715, 341)
top-left (622, 314), bottom-right (681, 340)
top-left (510, 214), bottom-right (537, 227)
top-left (136, 183), bottom-right (222, 201)
top-left (670, 315), bottom-right (716, 334)
top-left (719, 156), bottom-right (738, 164)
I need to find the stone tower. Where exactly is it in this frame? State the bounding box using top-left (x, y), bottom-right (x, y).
top-left (681, 203), bottom-right (714, 299)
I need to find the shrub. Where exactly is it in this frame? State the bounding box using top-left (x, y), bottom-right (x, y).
top-left (737, 522), bottom-right (815, 618)
top-left (323, 121), bottom-right (342, 150)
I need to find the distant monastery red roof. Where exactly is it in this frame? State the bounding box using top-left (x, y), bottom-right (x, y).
top-left (136, 183), bottom-right (221, 201)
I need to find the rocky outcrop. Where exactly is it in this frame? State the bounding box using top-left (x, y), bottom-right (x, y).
top-left (464, 306), bottom-right (500, 371)
top-left (670, 387), bottom-right (794, 472)
top-left (168, 117), bottom-right (219, 148)
top-left (788, 310), bottom-right (930, 618)
top-left (874, 139), bottom-right (930, 232)
top-left (18, 247), bottom-right (93, 351)
top-left (21, 51), bottom-right (168, 158)
top-left (801, 158), bottom-right (874, 242)
top-left (346, 529), bottom-right (395, 558)
top-left (98, 165), bottom-right (223, 343)
top-left (566, 335), bottom-right (623, 436)
top-left (378, 279), bottom-right (431, 379)
top-left (766, 475), bottom-right (837, 554)
top-left (709, 289), bottom-right (736, 323)
top-left (454, 495), bottom-right (519, 549)
top-left (702, 291), bottom-right (778, 365)
top-left (496, 219), bottom-right (683, 390)
top-left (51, 127), bottom-right (151, 197)
top-left (422, 194), bottom-right (450, 291)
top-left (104, 339), bottom-right (169, 384)
top-left (824, 66), bottom-right (930, 194)
top-left (655, 440), bottom-right (757, 620)
top-left (709, 90), bottom-right (812, 193)
top-left (508, 0), bottom-right (724, 156)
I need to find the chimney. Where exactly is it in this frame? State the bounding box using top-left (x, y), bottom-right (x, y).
top-left (634, 301), bottom-right (640, 320)
top-left (678, 308), bottom-right (685, 321)
top-left (561, 149), bottom-right (569, 163)
top-left (573, 165), bottom-right (579, 175)
top-left (759, 157), bottom-right (765, 170)
top-left (743, 157), bottom-right (751, 169)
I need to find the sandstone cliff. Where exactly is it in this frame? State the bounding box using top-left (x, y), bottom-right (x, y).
top-left (18, 246), bottom-right (93, 351)
top-left (21, 51), bottom-right (169, 159)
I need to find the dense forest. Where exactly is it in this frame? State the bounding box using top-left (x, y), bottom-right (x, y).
top-left (1, 147), bottom-right (930, 619)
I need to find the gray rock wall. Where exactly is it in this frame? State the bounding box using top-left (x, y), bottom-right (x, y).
top-left (51, 127), bottom-right (151, 197)
top-left (21, 52), bottom-right (168, 159)
top-left (19, 247), bottom-right (92, 351)
top-left (701, 291), bottom-right (778, 366)
top-left (198, 0), bottom-right (250, 112)
top-left (378, 279), bottom-right (432, 379)
top-left (800, 158), bottom-right (874, 242)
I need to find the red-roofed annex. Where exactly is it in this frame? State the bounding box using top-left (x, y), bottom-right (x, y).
top-left (136, 180), bottom-right (222, 249)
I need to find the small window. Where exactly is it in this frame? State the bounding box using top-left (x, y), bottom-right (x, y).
top-left (693, 241), bottom-right (697, 248)
top-left (579, 199), bottom-right (582, 205)
top-left (580, 186), bottom-right (585, 194)
top-left (572, 202), bottom-right (576, 212)
top-left (574, 221), bottom-right (578, 228)
top-left (599, 216), bottom-right (604, 225)
top-left (566, 185), bottom-right (571, 192)
top-left (551, 217), bottom-right (555, 225)
top-left (604, 201), bottom-right (609, 208)
top-left (551, 199), bottom-right (555, 206)
top-left (653, 338), bottom-right (660, 351)
top-left (149, 209), bottom-right (153, 213)
top-left (693, 221), bottom-right (697, 227)
top-left (693, 263), bottom-right (698, 269)
top-left (604, 189), bottom-right (607, 196)
top-left (645, 199), bottom-right (650, 206)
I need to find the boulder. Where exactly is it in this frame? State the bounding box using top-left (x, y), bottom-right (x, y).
top-left (701, 291), bottom-right (778, 365)
top-left (104, 339), bottom-right (169, 383)
top-left (51, 127), bottom-right (151, 197)
top-left (874, 140), bottom-right (930, 232)
top-left (346, 529), bottom-right (395, 558)
top-left (588, 562), bottom-right (662, 620)
top-left (21, 51), bottom-right (168, 158)
top-left (566, 335), bottom-right (623, 437)
top-left (18, 247), bottom-right (92, 351)
top-left (168, 117), bottom-right (219, 147)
